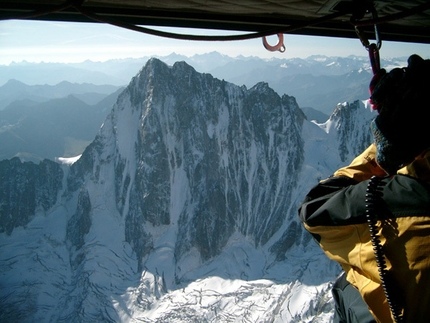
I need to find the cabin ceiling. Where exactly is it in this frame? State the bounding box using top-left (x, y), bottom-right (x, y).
top-left (1, 0), bottom-right (430, 44)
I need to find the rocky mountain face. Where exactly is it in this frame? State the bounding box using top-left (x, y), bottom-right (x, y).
top-left (0, 58), bottom-right (376, 322)
top-left (0, 158), bottom-right (63, 235)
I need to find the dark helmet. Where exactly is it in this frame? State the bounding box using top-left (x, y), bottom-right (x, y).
top-left (370, 54), bottom-right (430, 174)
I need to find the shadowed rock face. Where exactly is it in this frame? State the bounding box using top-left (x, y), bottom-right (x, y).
top-left (0, 157), bottom-right (63, 235)
top-left (64, 58), bottom-right (306, 266)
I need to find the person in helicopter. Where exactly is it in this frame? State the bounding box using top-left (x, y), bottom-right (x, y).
top-left (298, 54), bottom-right (430, 323)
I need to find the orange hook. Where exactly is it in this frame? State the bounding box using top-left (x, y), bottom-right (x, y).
top-left (262, 34), bottom-right (286, 52)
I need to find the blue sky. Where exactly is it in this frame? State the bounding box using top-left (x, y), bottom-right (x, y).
top-left (1, 19), bottom-right (429, 65)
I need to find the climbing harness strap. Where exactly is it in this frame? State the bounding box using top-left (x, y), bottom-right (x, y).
top-left (354, 8), bottom-right (384, 111)
top-left (367, 43), bottom-right (386, 112)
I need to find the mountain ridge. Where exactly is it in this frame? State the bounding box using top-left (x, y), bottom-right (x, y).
top-left (1, 53), bottom-right (408, 115)
top-left (0, 79), bottom-right (122, 110)
top-left (0, 89), bottom-right (123, 162)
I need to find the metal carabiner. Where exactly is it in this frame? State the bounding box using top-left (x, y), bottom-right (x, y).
top-left (262, 34), bottom-right (286, 52)
top-left (354, 7), bottom-right (382, 51)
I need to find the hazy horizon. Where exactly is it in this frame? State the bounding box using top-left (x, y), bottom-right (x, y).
top-left (1, 20), bottom-right (430, 65)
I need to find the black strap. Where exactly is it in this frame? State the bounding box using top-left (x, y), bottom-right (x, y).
top-left (365, 176), bottom-right (404, 323)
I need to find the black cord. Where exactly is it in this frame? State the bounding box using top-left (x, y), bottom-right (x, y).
top-left (365, 176), bottom-right (404, 323)
top-left (74, 6), bottom-right (346, 42)
top-left (0, 1), bottom-right (346, 41)
top-left (2, 1), bottom-right (429, 43)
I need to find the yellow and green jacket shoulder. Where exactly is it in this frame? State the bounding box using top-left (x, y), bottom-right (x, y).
top-left (299, 144), bottom-right (430, 323)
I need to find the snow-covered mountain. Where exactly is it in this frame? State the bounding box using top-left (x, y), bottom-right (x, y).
top-left (0, 58), bottom-right (376, 322)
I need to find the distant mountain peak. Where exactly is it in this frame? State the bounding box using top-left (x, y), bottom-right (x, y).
top-left (3, 78), bottom-right (27, 88)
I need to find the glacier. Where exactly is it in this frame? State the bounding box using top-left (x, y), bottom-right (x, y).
top-left (0, 58), bottom-right (376, 322)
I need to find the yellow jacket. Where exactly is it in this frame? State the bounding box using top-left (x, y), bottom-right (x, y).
top-left (299, 144), bottom-right (430, 323)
